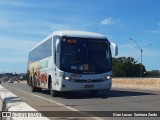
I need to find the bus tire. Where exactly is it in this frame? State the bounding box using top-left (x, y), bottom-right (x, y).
top-left (29, 77), bottom-right (32, 86)
top-left (30, 78), bottom-right (37, 92)
top-left (36, 87), bottom-right (42, 92)
top-left (31, 86), bottom-right (37, 92)
top-left (32, 87), bottom-right (42, 92)
top-left (89, 90), bottom-right (98, 96)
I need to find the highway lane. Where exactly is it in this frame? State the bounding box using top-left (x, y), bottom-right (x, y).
top-left (1, 82), bottom-right (160, 120)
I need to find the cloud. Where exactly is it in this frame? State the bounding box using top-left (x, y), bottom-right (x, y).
top-left (0, 58), bottom-right (26, 62)
top-left (0, 0), bottom-right (58, 8)
top-left (0, 36), bottom-right (38, 74)
top-left (118, 43), bottom-right (146, 49)
top-left (0, 36), bottom-right (37, 51)
top-left (0, 18), bottom-right (72, 36)
top-left (101, 17), bottom-right (114, 25)
top-left (47, 23), bottom-right (72, 30)
top-left (0, 19), bottom-right (23, 28)
top-left (101, 17), bottom-right (121, 26)
top-left (147, 22), bottom-right (160, 34)
top-left (119, 44), bottom-right (135, 49)
top-left (0, 0), bottom-right (23, 6)
top-left (117, 43), bottom-right (153, 58)
top-left (16, 21), bottom-right (73, 36)
top-left (0, 36), bottom-right (37, 73)
top-left (147, 30), bottom-right (160, 33)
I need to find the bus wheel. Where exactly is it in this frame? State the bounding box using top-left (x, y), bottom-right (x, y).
top-left (50, 83), bottom-right (57, 97)
top-left (89, 90), bottom-right (98, 96)
top-left (31, 87), bottom-right (42, 92)
top-left (31, 86), bottom-right (37, 92)
top-left (36, 88), bottom-right (42, 92)
top-left (31, 79), bottom-right (38, 92)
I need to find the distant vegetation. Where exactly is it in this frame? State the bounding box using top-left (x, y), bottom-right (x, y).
top-left (145, 70), bottom-right (160, 78)
top-left (112, 57), bottom-right (160, 78)
top-left (0, 73), bottom-right (27, 81)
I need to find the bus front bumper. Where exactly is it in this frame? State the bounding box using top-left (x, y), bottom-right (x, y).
top-left (59, 79), bottom-right (112, 91)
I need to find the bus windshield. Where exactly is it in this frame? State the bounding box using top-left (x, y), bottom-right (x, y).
top-left (60, 37), bottom-right (111, 74)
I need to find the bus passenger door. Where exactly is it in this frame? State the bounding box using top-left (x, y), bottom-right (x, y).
top-left (54, 38), bottom-right (61, 91)
top-left (55, 67), bottom-right (61, 90)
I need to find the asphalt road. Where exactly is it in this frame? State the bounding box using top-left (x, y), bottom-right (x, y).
top-left (1, 82), bottom-right (160, 120)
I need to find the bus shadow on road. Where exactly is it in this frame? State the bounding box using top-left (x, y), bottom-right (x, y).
top-left (103, 89), bottom-right (158, 98)
top-left (39, 89), bottom-right (158, 99)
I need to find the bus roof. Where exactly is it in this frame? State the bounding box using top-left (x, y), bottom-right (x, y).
top-left (30, 30), bottom-right (107, 52)
top-left (53, 30), bottom-right (107, 39)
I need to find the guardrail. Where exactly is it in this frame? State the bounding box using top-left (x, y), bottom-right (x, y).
top-left (0, 85), bottom-right (49, 120)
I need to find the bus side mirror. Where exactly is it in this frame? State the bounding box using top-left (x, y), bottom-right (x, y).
top-left (110, 42), bottom-right (118, 56)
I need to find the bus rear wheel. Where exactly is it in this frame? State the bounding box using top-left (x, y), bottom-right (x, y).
top-left (31, 79), bottom-right (36, 92)
top-left (31, 86), bottom-right (42, 92)
top-left (30, 79), bottom-right (42, 92)
top-left (31, 86), bottom-right (37, 92)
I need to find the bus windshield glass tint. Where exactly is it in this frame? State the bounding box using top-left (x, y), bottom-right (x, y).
top-left (61, 37), bottom-right (111, 74)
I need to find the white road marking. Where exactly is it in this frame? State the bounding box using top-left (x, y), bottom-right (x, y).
top-left (5, 84), bottom-right (104, 120)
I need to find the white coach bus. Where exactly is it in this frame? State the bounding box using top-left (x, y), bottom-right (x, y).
top-left (27, 30), bottom-right (118, 97)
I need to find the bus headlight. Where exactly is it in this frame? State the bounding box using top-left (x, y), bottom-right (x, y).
top-left (65, 76), bottom-right (70, 80)
top-left (106, 76), bottom-right (111, 79)
top-left (105, 75), bottom-right (112, 80)
top-left (63, 76), bottom-right (71, 80)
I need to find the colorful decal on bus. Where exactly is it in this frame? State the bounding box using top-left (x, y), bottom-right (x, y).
top-left (29, 60), bottom-right (49, 87)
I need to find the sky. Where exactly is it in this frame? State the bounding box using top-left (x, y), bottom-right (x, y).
top-left (0, 0), bottom-right (160, 73)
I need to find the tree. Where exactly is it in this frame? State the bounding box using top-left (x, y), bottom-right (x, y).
top-left (112, 57), bottom-right (146, 77)
top-left (112, 57), bottom-right (125, 77)
top-left (146, 70), bottom-right (160, 77)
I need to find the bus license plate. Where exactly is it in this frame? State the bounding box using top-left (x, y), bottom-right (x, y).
top-left (85, 85), bottom-right (94, 88)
